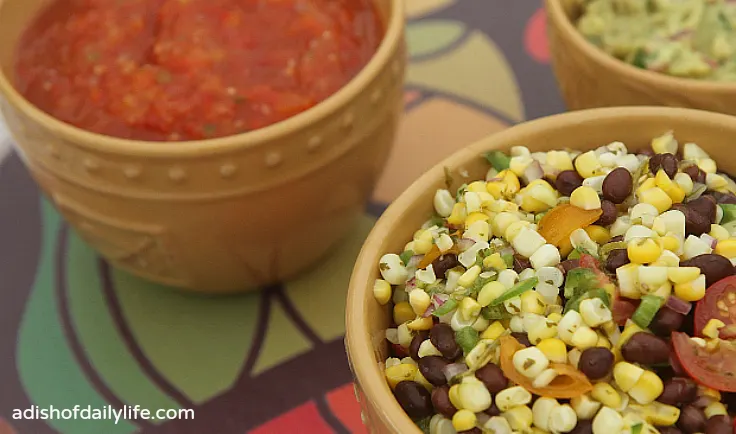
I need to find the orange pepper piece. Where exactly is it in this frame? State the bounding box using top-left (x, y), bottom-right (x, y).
top-left (499, 335), bottom-right (593, 398)
top-left (418, 244), bottom-right (461, 269)
top-left (537, 204), bottom-right (603, 248)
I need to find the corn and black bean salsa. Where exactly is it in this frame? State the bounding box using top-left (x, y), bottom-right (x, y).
top-left (374, 134), bottom-right (736, 434)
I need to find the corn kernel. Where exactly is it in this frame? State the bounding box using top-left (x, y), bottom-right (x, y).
top-left (536, 338), bottom-right (568, 364)
top-left (617, 263), bottom-right (642, 299)
top-left (452, 409), bottom-right (477, 432)
top-left (414, 369), bottom-right (432, 391)
top-left (580, 298), bottom-right (613, 327)
top-left (674, 172), bottom-right (694, 195)
top-left (373, 279), bottom-right (392, 305)
top-left (465, 211), bottom-right (490, 228)
top-left (662, 183), bottom-right (686, 204)
top-left (457, 381), bottom-right (492, 412)
top-left (571, 326), bottom-right (599, 350)
top-left (567, 347), bottom-right (582, 369)
top-left (661, 235), bottom-right (681, 253)
top-left (702, 319), bottom-right (726, 339)
top-left (512, 227), bottom-right (547, 258)
top-left (458, 265), bottom-right (482, 288)
top-left (674, 274), bottom-right (707, 302)
top-left (715, 239), bottom-right (736, 258)
top-left (492, 212), bottom-right (521, 238)
top-left (711, 224), bottom-right (731, 241)
top-left (636, 177), bottom-right (657, 195)
top-left (481, 321), bottom-right (506, 340)
top-left (513, 347), bottom-right (550, 378)
top-left (627, 238), bottom-right (662, 264)
top-left (613, 362), bottom-right (645, 392)
top-left (571, 394), bottom-right (601, 420)
top-left (698, 158), bottom-right (717, 174)
top-left (448, 384), bottom-right (463, 409)
top-left (407, 316), bottom-right (434, 331)
top-left (503, 405), bottom-right (534, 431)
top-left (467, 180), bottom-right (488, 193)
top-left (628, 370), bottom-right (664, 404)
top-left (655, 169), bottom-right (673, 189)
top-left (638, 187), bottom-right (673, 214)
top-left (478, 281), bottom-right (507, 307)
top-left (705, 402), bottom-right (728, 418)
top-left (496, 386), bottom-right (533, 412)
top-left (707, 173), bottom-right (729, 190)
top-left (434, 189), bottom-right (456, 217)
top-left (667, 267), bottom-right (700, 284)
top-left (632, 402), bottom-right (680, 426)
top-left (570, 186), bottom-right (602, 210)
top-left (520, 290), bottom-right (546, 315)
top-left (520, 192), bottom-right (553, 213)
top-left (418, 340), bottom-right (442, 358)
top-left (547, 150), bottom-right (574, 173)
top-left (385, 363), bottom-right (418, 389)
top-left (459, 296), bottom-right (482, 321)
top-left (484, 252), bottom-right (508, 271)
top-left (575, 151), bottom-right (603, 178)
top-left (510, 155), bottom-right (534, 177)
top-left (409, 289), bottom-right (432, 316)
top-left (700, 386), bottom-right (721, 401)
top-left (527, 319), bottom-right (558, 344)
top-left (533, 397), bottom-right (560, 431)
top-left (548, 404), bottom-right (578, 433)
top-left (651, 132), bottom-right (677, 154)
top-left (683, 234), bottom-right (713, 260)
top-left (593, 406), bottom-right (624, 434)
top-left (393, 302), bottom-right (415, 325)
top-left (597, 334), bottom-right (612, 349)
top-left (592, 383), bottom-right (622, 408)
top-left (447, 203), bottom-right (467, 226)
top-left (558, 310), bottom-right (583, 345)
top-left (585, 225), bottom-right (611, 245)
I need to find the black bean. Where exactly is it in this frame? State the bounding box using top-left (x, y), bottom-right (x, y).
top-left (712, 191), bottom-right (736, 205)
top-left (671, 203), bottom-right (711, 236)
top-left (687, 195), bottom-right (717, 224)
top-left (681, 254), bottom-right (736, 287)
top-left (656, 427), bottom-right (683, 434)
top-left (658, 377), bottom-right (698, 406)
top-left (705, 415), bottom-right (732, 434)
top-left (511, 332), bottom-right (532, 347)
top-left (431, 385), bottom-right (457, 418)
top-left (475, 363), bottom-right (508, 394)
top-left (602, 167), bottom-right (633, 204)
top-left (432, 254), bottom-right (460, 279)
top-left (596, 200), bottom-right (618, 226)
top-left (394, 381), bottom-right (433, 420)
top-left (640, 147), bottom-right (655, 157)
top-left (556, 170), bottom-right (584, 196)
top-left (579, 347), bottom-right (614, 380)
top-left (678, 405), bottom-right (707, 434)
top-left (430, 324), bottom-right (462, 360)
top-left (418, 356), bottom-right (449, 386)
top-left (610, 235), bottom-right (624, 243)
top-left (513, 254), bottom-right (532, 274)
top-left (569, 420), bottom-right (593, 434)
top-left (684, 165), bottom-right (707, 184)
top-left (649, 306), bottom-right (686, 336)
top-left (484, 402), bottom-right (501, 417)
top-left (622, 332), bottom-right (670, 365)
top-left (410, 331), bottom-right (429, 360)
top-left (650, 153), bottom-right (678, 178)
top-left (605, 249), bottom-right (630, 273)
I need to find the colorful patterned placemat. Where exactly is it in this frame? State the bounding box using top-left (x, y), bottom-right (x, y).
top-left (0, 1), bottom-right (565, 432)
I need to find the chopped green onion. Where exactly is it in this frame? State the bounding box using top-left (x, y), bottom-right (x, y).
top-left (455, 184), bottom-right (468, 202)
top-left (632, 295), bottom-right (664, 329)
top-left (490, 277), bottom-right (539, 306)
top-left (720, 204), bottom-right (736, 224)
top-left (481, 304), bottom-right (512, 320)
top-left (564, 268), bottom-right (599, 299)
top-left (502, 254), bottom-right (514, 268)
top-left (455, 326), bottom-right (480, 355)
top-left (466, 276), bottom-right (493, 297)
top-left (484, 151), bottom-right (511, 171)
top-left (433, 299), bottom-right (458, 317)
top-left (399, 250), bottom-right (415, 266)
top-left (632, 48), bottom-right (648, 69)
top-left (631, 423), bottom-right (642, 434)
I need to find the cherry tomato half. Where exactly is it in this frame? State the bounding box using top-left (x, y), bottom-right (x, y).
top-left (671, 331), bottom-right (736, 392)
top-left (694, 275), bottom-right (736, 337)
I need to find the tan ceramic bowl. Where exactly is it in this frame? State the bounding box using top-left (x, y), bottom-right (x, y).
top-left (345, 107), bottom-right (736, 433)
top-left (0, 0), bottom-right (405, 293)
top-left (546, 0), bottom-right (736, 114)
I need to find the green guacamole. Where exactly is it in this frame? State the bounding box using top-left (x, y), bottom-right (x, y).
top-left (576, 0), bottom-right (736, 81)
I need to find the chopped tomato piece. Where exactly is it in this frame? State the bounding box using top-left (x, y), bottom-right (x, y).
top-left (694, 276), bottom-right (736, 337)
top-left (671, 331), bottom-right (736, 392)
top-left (499, 335), bottom-right (592, 398)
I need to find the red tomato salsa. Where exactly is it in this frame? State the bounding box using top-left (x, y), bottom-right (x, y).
top-left (15, 0), bottom-right (383, 141)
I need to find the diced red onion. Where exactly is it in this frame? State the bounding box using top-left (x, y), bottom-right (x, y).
top-left (669, 29), bottom-right (692, 40)
top-left (700, 233), bottom-right (718, 249)
top-left (408, 255), bottom-right (423, 268)
top-left (443, 363), bottom-right (468, 382)
top-left (433, 294), bottom-right (450, 306)
top-left (457, 238), bottom-right (476, 251)
top-left (405, 278), bottom-right (417, 292)
top-left (705, 57), bottom-right (720, 68)
top-left (665, 295), bottom-right (693, 315)
top-left (499, 246), bottom-right (515, 257)
top-left (523, 161), bottom-right (544, 183)
top-left (422, 304), bottom-right (436, 318)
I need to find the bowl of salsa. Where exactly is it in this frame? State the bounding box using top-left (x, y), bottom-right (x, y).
top-left (545, 0), bottom-right (736, 116)
top-left (0, 0), bottom-right (406, 292)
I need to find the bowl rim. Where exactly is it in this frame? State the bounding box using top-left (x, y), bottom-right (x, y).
top-left (345, 106), bottom-right (736, 434)
top-left (546, 0), bottom-right (736, 93)
top-left (0, 0), bottom-right (404, 157)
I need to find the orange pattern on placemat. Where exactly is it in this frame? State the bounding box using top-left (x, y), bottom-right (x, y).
top-left (326, 383), bottom-right (368, 434)
top-left (248, 401), bottom-right (335, 434)
top-left (0, 418), bottom-right (18, 434)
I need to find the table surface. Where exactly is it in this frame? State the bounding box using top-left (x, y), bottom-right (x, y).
top-left (0, 1), bottom-right (565, 433)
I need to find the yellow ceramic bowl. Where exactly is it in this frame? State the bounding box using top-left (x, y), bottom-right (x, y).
top-left (546, 0), bottom-right (736, 114)
top-left (345, 107), bottom-right (736, 434)
top-left (0, 0), bottom-right (405, 293)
